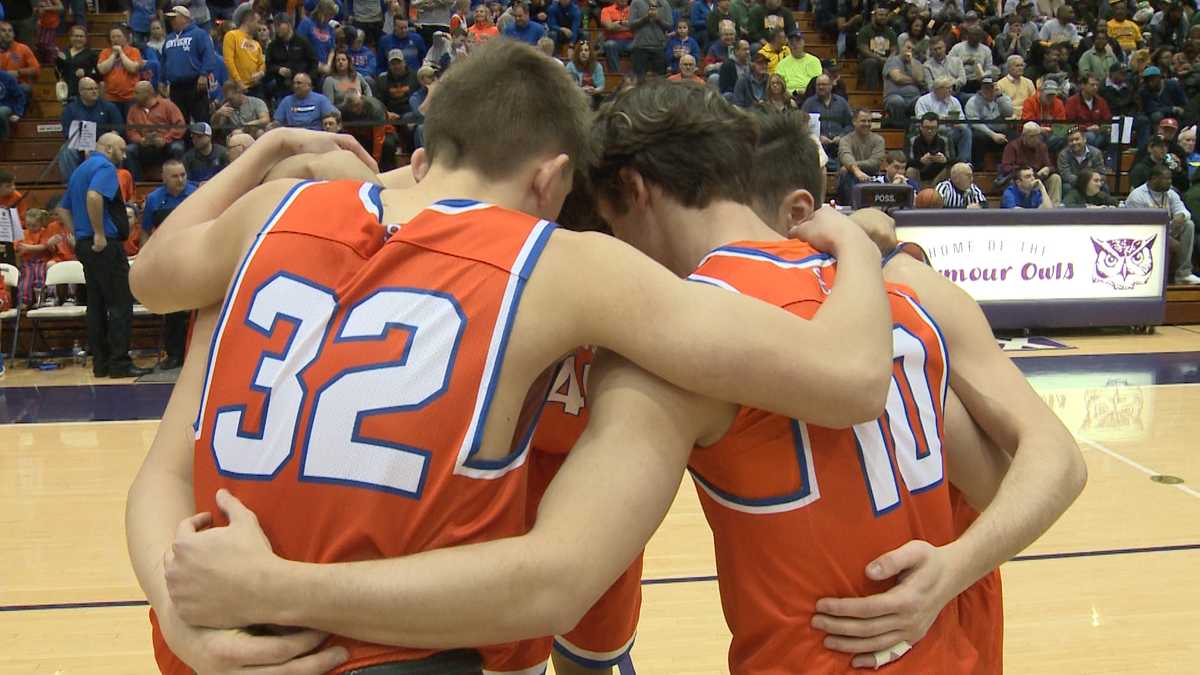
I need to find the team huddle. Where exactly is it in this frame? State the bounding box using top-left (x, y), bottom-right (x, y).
top-left (124, 39), bottom-right (1086, 675)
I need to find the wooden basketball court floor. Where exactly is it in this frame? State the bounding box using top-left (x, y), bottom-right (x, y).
top-left (3, 326), bottom-right (1200, 674)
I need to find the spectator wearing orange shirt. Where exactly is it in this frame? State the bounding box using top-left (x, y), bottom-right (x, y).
top-left (1021, 80), bottom-right (1067, 154)
top-left (33, 0), bottom-right (62, 63)
top-left (125, 80), bottom-right (188, 181)
top-left (601, 0), bottom-right (634, 73)
top-left (0, 20), bottom-right (40, 97)
top-left (0, 169), bottom-right (28, 266)
top-left (98, 26), bottom-right (145, 118)
top-left (468, 6), bottom-right (499, 43)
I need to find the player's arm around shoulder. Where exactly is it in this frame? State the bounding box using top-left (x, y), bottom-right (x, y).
top-left (537, 223), bottom-right (890, 428)
top-left (131, 179), bottom-right (303, 314)
top-left (883, 252), bottom-right (1086, 559)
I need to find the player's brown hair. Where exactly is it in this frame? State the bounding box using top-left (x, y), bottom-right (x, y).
top-left (750, 111), bottom-right (825, 217)
top-left (590, 80), bottom-right (758, 215)
top-left (423, 39), bottom-right (593, 179)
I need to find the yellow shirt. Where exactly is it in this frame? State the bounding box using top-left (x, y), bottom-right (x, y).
top-left (997, 75), bottom-right (1035, 118)
top-left (223, 28), bottom-right (265, 87)
top-left (758, 43), bottom-right (791, 75)
top-left (775, 51), bottom-right (822, 95)
top-left (1106, 19), bottom-right (1142, 52)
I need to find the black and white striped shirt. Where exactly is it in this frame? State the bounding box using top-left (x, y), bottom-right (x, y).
top-left (935, 180), bottom-right (988, 209)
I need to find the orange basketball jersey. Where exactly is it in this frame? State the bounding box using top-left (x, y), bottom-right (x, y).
top-left (685, 240), bottom-right (978, 675)
top-left (151, 181), bottom-right (554, 675)
top-left (528, 347), bottom-right (644, 668)
top-left (951, 488), bottom-right (1004, 675)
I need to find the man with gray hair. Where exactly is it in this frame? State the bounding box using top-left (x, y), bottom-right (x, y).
top-left (997, 54), bottom-right (1035, 115)
top-left (924, 38), bottom-right (965, 95)
top-left (915, 75), bottom-right (971, 163)
top-left (936, 162), bottom-right (989, 208)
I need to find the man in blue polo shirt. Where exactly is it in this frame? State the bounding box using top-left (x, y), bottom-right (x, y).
top-left (1001, 165), bottom-right (1055, 209)
top-left (141, 158), bottom-right (197, 370)
top-left (273, 72), bottom-right (337, 129)
top-left (504, 2), bottom-right (547, 46)
top-left (57, 132), bottom-right (150, 378)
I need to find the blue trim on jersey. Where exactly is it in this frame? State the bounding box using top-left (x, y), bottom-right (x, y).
top-left (462, 221), bottom-right (557, 470)
top-left (210, 271), bottom-right (338, 482)
top-left (894, 324), bottom-right (935, 461)
top-left (708, 245), bottom-right (835, 265)
top-left (294, 287), bottom-right (466, 499)
top-left (368, 184), bottom-right (384, 221)
top-left (434, 198), bottom-right (481, 208)
top-left (194, 180), bottom-right (313, 434)
top-left (688, 419), bottom-right (814, 507)
top-left (553, 637), bottom-right (637, 669)
top-left (904, 295), bottom-right (950, 414)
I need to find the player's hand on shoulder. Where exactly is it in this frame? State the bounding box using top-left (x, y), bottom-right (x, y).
top-left (165, 490), bottom-right (282, 630)
top-left (263, 150), bottom-right (381, 184)
top-left (846, 207), bottom-right (899, 255)
top-left (811, 539), bottom-right (966, 669)
top-left (255, 127), bottom-right (380, 174)
top-left (787, 205), bottom-right (880, 258)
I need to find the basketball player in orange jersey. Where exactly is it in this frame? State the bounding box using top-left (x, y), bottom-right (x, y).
top-left (160, 84), bottom-right (1082, 673)
top-left (126, 42), bottom-right (899, 673)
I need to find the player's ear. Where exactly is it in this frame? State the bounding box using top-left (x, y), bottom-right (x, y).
top-left (778, 189), bottom-right (815, 232)
top-left (531, 153), bottom-right (572, 213)
top-left (410, 148), bottom-right (430, 182)
top-left (618, 167), bottom-right (651, 212)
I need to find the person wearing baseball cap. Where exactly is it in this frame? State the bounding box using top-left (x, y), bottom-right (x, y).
top-left (1139, 63), bottom-right (1187, 150)
top-left (181, 121), bottom-right (229, 182)
top-left (775, 28), bottom-right (821, 96)
top-left (162, 3), bottom-right (218, 123)
top-left (733, 50), bottom-right (770, 109)
top-left (1021, 79), bottom-right (1065, 136)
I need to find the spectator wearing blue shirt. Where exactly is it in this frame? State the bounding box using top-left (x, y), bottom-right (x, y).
top-left (546, 0), bottom-right (581, 48)
top-left (273, 72), bottom-right (338, 129)
top-left (141, 159), bottom-right (197, 369)
top-left (504, 3), bottom-right (547, 46)
top-left (58, 133), bottom-right (148, 379)
top-left (689, 0), bottom-right (712, 51)
top-left (1001, 166), bottom-right (1053, 209)
top-left (378, 18), bottom-right (428, 72)
top-left (347, 28), bottom-right (378, 82)
top-left (162, 5), bottom-right (217, 123)
top-left (129, 0), bottom-right (158, 43)
top-left (665, 18), bottom-right (700, 73)
top-left (298, 0), bottom-right (340, 74)
top-left (0, 69), bottom-right (27, 140)
top-left (57, 77), bottom-right (122, 181)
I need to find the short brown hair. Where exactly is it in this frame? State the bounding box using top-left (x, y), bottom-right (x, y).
top-left (423, 39), bottom-right (592, 179)
top-left (750, 111), bottom-right (825, 216)
top-left (591, 80), bottom-right (757, 214)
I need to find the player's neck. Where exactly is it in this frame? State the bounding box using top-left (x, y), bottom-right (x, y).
top-left (379, 166), bottom-right (545, 224)
top-left (662, 199), bottom-right (781, 276)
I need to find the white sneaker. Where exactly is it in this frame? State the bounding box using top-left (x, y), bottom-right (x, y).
top-left (1174, 274), bottom-right (1200, 285)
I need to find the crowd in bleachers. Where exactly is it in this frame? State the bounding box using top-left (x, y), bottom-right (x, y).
top-left (2, 0), bottom-right (1200, 333)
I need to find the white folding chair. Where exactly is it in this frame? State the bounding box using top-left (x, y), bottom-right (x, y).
top-left (24, 260), bottom-right (87, 366)
top-left (0, 263), bottom-right (19, 360)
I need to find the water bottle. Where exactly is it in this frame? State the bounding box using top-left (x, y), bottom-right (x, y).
top-left (72, 340), bottom-right (87, 367)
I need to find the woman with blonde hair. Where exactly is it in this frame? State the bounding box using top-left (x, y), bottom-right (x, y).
top-left (763, 73), bottom-right (796, 114)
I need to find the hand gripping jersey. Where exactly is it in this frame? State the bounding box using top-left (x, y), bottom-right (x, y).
top-left (150, 181), bottom-right (553, 675)
top-left (527, 346), bottom-right (644, 668)
top-left (686, 240), bottom-right (979, 675)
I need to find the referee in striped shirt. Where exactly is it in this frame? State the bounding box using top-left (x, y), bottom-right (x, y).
top-left (935, 162), bottom-right (989, 208)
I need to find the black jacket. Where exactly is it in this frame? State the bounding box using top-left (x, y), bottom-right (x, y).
top-left (266, 34), bottom-right (318, 87)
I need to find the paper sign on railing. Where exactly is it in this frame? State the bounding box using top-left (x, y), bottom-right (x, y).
top-left (1111, 116), bottom-right (1134, 145)
top-left (68, 120), bottom-right (98, 152)
top-left (0, 207), bottom-right (23, 244)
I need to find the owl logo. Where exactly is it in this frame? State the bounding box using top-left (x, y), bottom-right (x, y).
top-left (1091, 236), bottom-right (1156, 290)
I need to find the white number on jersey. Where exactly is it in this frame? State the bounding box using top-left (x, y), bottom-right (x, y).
top-left (545, 354), bottom-right (590, 416)
top-left (209, 279), bottom-right (465, 497)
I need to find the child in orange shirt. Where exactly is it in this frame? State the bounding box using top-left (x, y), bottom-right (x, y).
top-left (14, 208), bottom-right (68, 306)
